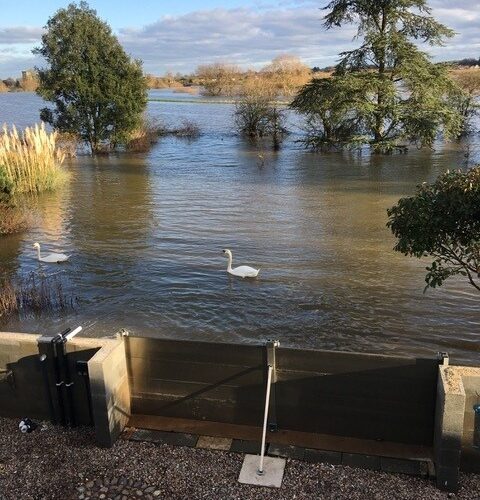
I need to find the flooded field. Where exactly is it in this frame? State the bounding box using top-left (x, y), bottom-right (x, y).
top-left (0, 91), bottom-right (478, 364)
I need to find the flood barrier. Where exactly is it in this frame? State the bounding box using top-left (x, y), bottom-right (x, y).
top-left (125, 336), bottom-right (440, 446)
top-left (1, 330), bottom-right (479, 492)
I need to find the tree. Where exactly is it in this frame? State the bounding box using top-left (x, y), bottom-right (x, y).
top-left (195, 62), bottom-right (241, 96)
top-left (262, 54), bottom-right (311, 96)
top-left (34, 2), bottom-right (147, 154)
top-left (450, 69), bottom-right (480, 136)
top-left (234, 76), bottom-right (287, 148)
top-left (290, 74), bottom-right (368, 149)
top-left (297, 0), bottom-right (462, 152)
top-left (387, 167), bottom-right (480, 292)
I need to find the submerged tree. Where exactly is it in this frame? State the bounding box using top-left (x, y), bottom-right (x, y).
top-left (387, 167), bottom-right (480, 292)
top-left (234, 77), bottom-right (288, 149)
top-left (34, 2), bottom-right (147, 154)
top-left (295, 0), bottom-right (462, 152)
top-left (290, 74), bottom-right (369, 149)
top-left (450, 69), bottom-right (480, 136)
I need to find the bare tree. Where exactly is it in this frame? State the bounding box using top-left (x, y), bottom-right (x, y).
top-left (261, 54), bottom-right (311, 96)
top-left (195, 62), bottom-right (241, 96)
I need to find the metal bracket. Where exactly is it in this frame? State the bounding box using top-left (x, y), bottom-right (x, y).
top-left (437, 352), bottom-right (449, 366)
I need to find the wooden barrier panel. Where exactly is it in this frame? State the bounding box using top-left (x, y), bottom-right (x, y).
top-left (126, 337), bottom-right (266, 425)
top-left (125, 337), bottom-right (440, 446)
top-left (274, 348), bottom-right (439, 445)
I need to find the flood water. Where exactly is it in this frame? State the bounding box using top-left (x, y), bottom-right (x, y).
top-left (0, 91), bottom-right (479, 364)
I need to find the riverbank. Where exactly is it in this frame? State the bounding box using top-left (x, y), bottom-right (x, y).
top-left (0, 417), bottom-right (478, 499)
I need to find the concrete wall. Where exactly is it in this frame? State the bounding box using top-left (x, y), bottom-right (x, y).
top-left (89, 337), bottom-right (131, 447)
top-left (434, 365), bottom-right (480, 492)
top-left (0, 331), bottom-right (130, 448)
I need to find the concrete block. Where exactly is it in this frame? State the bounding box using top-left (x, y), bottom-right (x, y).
top-left (342, 453), bottom-right (381, 470)
top-left (238, 454), bottom-right (285, 488)
top-left (304, 448), bottom-right (341, 465)
top-left (268, 443), bottom-right (305, 461)
top-left (88, 339), bottom-right (130, 447)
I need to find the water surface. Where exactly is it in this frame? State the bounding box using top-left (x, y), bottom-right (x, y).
top-left (0, 91), bottom-right (478, 364)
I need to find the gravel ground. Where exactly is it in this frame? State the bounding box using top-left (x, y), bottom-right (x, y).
top-left (0, 417), bottom-right (479, 500)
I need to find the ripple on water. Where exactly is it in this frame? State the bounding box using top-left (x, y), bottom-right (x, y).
top-left (0, 92), bottom-right (479, 364)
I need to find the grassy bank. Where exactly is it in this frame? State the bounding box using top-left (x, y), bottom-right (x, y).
top-left (148, 97), bottom-right (290, 105)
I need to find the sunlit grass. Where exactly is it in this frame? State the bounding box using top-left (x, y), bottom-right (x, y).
top-left (0, 123), bottom-right (67, 195)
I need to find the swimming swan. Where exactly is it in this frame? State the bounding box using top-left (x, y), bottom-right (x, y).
top-left (223, 249), bottom-right (260, 278)
top-left (33, 242), bottom-right (70, 263)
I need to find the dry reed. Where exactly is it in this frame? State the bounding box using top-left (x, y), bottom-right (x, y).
top-left (125, 116), bottom-right (165, 152)
top-left (0, 123), bottom-right (66, 194)
top-left (0, 272), bottom-right (76, 320)
top-left (0, 202), bottom-right (31, 235)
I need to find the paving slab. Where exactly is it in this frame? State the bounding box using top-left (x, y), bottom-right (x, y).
top-left (268, 443), bottom-right (305, 460)
top-left (230, 439), bottom-right (264, 454)
top-left (381, 457), bottom-right (426, 476)
top-left (304, 448), bottom-right (342, 465)
top-left (342, 453), bottom-right (381, 470)
top-left (238, 454), bottom-right (286, 488)
top-left (130, 429), bottom-right (198, 447)
top-left (196, 435), bottom-right (232, 451)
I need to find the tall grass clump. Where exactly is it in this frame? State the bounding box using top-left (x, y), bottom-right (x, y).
top-left (0, 272), bottom-right (77, 320)
top-left (0, 123), bottom-right (66, 195)
top-left (124, 116), bottom-right (165, 152)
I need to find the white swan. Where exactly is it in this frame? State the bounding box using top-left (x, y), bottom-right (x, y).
top-left (33, 242), bottom-right (70, 263)
top-left (223, 249), bottom-right (260, 278)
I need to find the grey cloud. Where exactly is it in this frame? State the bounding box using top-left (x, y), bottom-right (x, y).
top-left (118, 4), bottom-right (480, 73)
top-left (0, 27), bottom-right (43, 44)
top-left (119, 7), bottom-right (355, 72)
top-left (0, 2), bottom-right (479, 77)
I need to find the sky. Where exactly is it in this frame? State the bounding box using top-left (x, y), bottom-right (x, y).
top-left (0, 0), bottom-right (479, 78)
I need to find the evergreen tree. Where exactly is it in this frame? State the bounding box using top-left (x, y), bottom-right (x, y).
top-left (34, 2), bottom-right (147, 154)
top-left (388, 167), bottom-right (480, 292)
top-left (295, 0), bottom-right (462, 152)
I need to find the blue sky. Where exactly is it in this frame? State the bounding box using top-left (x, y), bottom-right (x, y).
top-left (0, 0), bottom-right (479, 78)
top-left (1, 1), bottom-right (264, 28)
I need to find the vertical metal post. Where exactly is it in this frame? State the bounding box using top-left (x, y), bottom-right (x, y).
top-left (266, 340), bottom-right (279, 432)
top-left (76, 360), bottom-right (94, 426)
top-left (52, 334), bottom-right (67, 425)
top-left (258, 365), bottom-right (273, 475)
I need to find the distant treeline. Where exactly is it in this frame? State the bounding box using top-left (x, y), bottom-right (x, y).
top-left (0, 70), bottom-right (38, 92)
top-left (449, 57), bottom-right (480, 68)
top-left (2, 56), bottom-right (478, 95)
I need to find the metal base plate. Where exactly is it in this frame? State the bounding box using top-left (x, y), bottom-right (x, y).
top-left (238, 454), bottom-right (286, 488)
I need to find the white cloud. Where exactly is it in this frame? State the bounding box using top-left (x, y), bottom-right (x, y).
top-left (0, 1), bottom-right (479, 78)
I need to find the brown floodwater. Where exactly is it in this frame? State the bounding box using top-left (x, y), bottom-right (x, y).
top-left (0, 91), bottom-right (479, 364)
